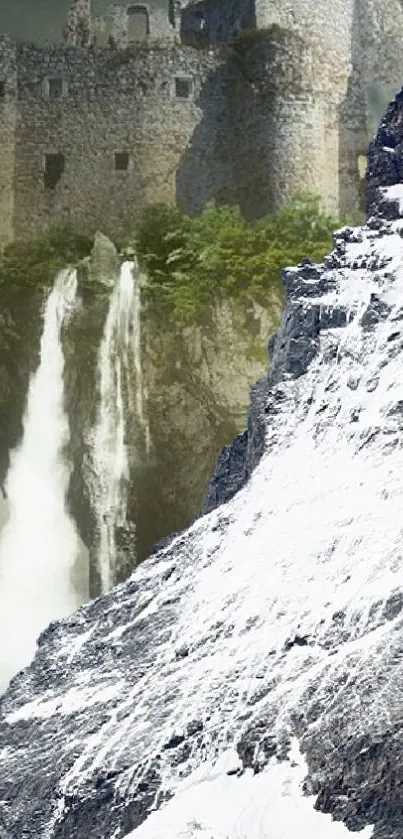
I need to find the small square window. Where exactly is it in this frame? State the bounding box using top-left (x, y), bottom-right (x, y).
top-left (48, 78), bottom-right (65, 99)
top-left (175, 77), bottom-right (193, 100)
top-left (115, 152), bottom-right (130, 172)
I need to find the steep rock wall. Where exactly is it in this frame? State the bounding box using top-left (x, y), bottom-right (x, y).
top-left (12, 43), bottom-right (219, 240)
top-left (63, 273), bottom-right (280, 582)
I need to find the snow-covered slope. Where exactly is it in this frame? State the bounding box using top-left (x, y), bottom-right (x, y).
top-left (127, 740), bottom-right (373, 839)
top-left (3, 104), bottom-right (403, 839)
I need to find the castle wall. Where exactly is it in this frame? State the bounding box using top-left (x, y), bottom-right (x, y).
top-left (0, 37), bottom-right (17, 248)
top-left (5, 27), bottom-right (343, 241)
top-left (231, 33), bottom-right (339, 217)
top-left (254, 0), bottom-right (355, 62)
top-left (2, 0), bottom-right (403, 244)
top-left (338, 0), bottom-right (403, 213)
top-left (12, 43), bottom-right (219, 240)
top-left (93, 0), bottom-right (176, 44)
top-left (238, 0), bottom-right (403, 215)
top-left (177, 30), bottom-right (339, 218)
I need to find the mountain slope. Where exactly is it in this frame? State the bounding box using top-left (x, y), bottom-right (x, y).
top-left (2, 89), bottom-right (403, 839)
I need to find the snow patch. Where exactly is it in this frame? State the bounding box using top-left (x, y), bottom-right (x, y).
top-left (380, 183), bottom-right (403, 214)
top-left (5, 678), bottom-right (125, 723)
top-left (125, 740), bottom-right (373, 839)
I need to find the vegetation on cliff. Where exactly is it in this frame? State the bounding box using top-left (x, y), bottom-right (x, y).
top-left (0, 227), bottom-right (92, 293)
top-left (0, 196), bottom-right (349, 324)
top-left (132, 194), bottom-right (345, 323)
top-left (0, 195), bottom-right (358, 557)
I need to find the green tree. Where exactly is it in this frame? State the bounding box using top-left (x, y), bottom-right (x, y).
top-left (133, 195), bottom-right (342, 323)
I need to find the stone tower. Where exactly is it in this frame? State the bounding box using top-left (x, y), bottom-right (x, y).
top-left (253, 0), bottom-right (403, 211)
top-left (64, 0), bottom-right (93, 46)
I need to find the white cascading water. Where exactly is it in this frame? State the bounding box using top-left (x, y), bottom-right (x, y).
top-left (0, 270), bottom-right (82, 692)
top-left (90, 259), bottom-right (150, 594)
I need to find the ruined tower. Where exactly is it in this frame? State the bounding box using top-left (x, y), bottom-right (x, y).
top-left (64, 0), bottom-right (93, 47)
top-left (92, 1), bottom-right (177, 45)
top-left (253, 0), bottom-right (403, 211)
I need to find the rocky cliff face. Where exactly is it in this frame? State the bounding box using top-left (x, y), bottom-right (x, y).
top-left (1, 89), bottom-right (403, 839)
top-left (0, 237), bottom-right (278, 587)
top-left (63, 266), bottom-right (279, 583)
top-left (138, 296), bottom-right (278, 556)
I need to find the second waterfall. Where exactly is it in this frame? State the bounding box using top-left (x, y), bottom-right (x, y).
top-left (89, 260), bottom-right (150, 595)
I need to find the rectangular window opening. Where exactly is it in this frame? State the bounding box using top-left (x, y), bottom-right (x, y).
top-left (115, 152), bottom-right (130, 172)
top-left (48, 78), bottom-right (65, 99)
top-left (0, 81), bottom-right (6, 99)
top-left (175, 76), bottom-right (193, 100)
top-left (44, 153), bottom-right (65, 190)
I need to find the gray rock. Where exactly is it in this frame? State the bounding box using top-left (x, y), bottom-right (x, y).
top-left (87, 231), bottom-right (120, 288)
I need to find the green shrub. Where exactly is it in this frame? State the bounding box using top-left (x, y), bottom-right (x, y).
top-left (132, 195), bottom-right (345, 324)
top-left (0, 226), bottom-right (92, 292)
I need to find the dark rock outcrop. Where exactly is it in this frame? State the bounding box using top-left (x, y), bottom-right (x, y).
top-left (367, 87), bottom-right (403, 219)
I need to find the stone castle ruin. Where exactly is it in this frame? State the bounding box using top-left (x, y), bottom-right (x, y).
top-left (1, 0), bottom-right (403, 247)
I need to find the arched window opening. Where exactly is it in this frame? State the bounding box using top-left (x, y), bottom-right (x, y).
top-left (127, 5), bottom-right (150, 41)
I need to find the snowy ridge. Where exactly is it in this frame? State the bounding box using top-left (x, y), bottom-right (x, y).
top-left (1, 210), bottom-right (403, 837)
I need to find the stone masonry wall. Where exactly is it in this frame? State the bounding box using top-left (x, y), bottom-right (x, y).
top-left (253, 0), bottom-right (403, 213)
top-left (0, 36), bottom-right (17, 249)
top-left (2, 0), bottom-right (403, 242)
top-left (180, 0), bottom-right (256, 47)
top-left (92, 0), bottom-right (177, 45)
top-left (177, 30), bottom-right (339, 217)
top-left (227, 31), bottom-right (340, 217)
top-left (12, 43), bottom-right (219, 240)
top-left (254, 0), bottom-right (355, 60)
top-left (3, 26), bottom-right (339, 241)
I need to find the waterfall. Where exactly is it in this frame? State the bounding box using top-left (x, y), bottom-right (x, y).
top-left (90, 259), bottom-right (150, 594)
top-left (0, 270), bottom-right (82, 692)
